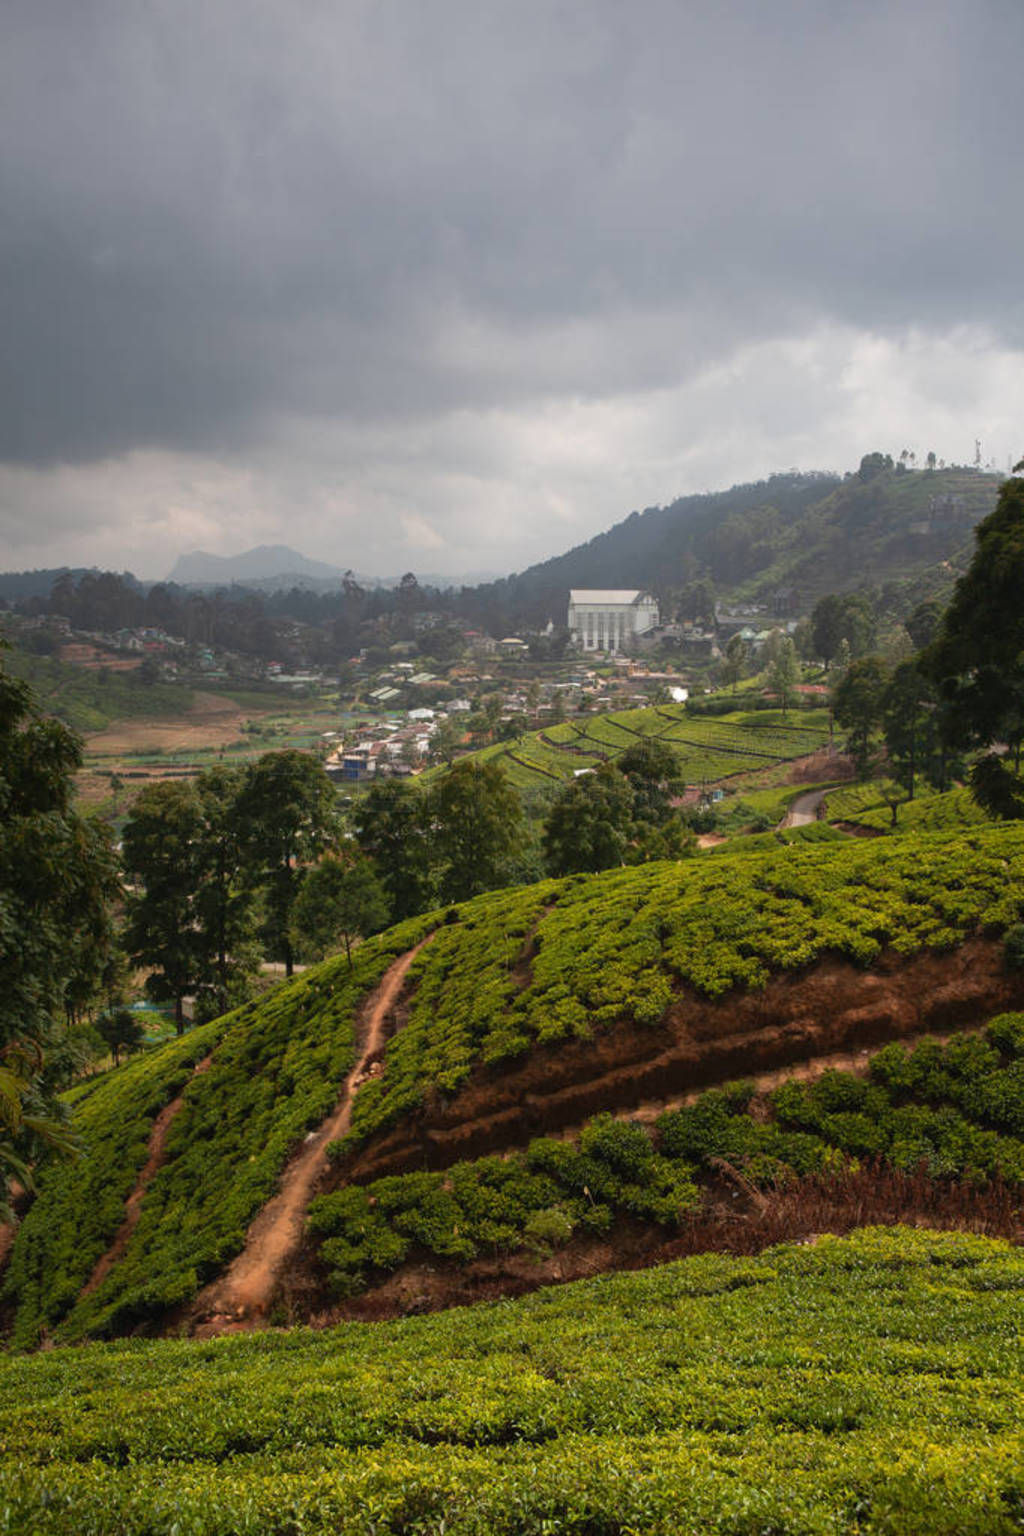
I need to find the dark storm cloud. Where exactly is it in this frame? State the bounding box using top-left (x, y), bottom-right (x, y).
top-left (1, 0), bottom-right (1022, 467)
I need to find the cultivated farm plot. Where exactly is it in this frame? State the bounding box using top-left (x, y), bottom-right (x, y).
top-left (825, 782), bottom-right (987, 834)
top-left (82, 690), bottom-right (260, 756)
top-left (76, 691), bottom-right (348, 808)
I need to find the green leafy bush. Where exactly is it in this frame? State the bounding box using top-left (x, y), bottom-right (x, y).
top-left (522, 1206), bottom-right (574, 1255)
top-left (4, 1229), bottom-right (1024, 1534)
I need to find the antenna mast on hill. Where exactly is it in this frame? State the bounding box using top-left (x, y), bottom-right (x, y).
top-left (974, 438), bottom-right (982, 469)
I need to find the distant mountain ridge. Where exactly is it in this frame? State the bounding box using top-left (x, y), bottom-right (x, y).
top-left (167, 545), bottom-right (345, 585)
top-left (164, 548), bottom-right (500, 592)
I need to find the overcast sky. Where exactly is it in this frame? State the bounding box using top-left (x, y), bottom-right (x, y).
top-left (1, 0), bottom-right (1022, 581)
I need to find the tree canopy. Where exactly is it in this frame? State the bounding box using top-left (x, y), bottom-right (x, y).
top-left (0, 647), bottom-right (120, 1218)
top-left (923, 474), bottom-right (1024, 817)
top-left (353, 779), bottom-right (437, 921)
top-left (292, 853), bottom-right (390, 967)
top-left (428, 760), bottom-right (523, 903)
top-left (122, 781), bottom-right (209, 1033)
top-left (542, 765), bottom-right (635, 876)
top-left (233, 750), bottom-right (340, 974)
top-left (832, 656), bottom-right (889, 779)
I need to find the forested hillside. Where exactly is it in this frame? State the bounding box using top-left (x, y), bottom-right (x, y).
top-left (1, 463), bottom-right (1001, 641)
top-left (457, 464), bottom-right (1000, 629)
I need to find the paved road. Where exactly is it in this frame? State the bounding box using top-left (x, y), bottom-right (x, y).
top-left (781, 788), bottom-right (828, 828)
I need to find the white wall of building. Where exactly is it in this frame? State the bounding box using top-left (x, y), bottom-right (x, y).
top-left (567, 590), bottom-right (659, 653)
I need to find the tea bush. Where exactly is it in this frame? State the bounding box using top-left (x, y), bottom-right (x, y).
top-left (341, 822), bottom-right (1024, 1151)
top-left (309, 1112), bottom-right (699, 1291)
top-left (3, 1228), bottom-right (1024, 1533)
top-left (308, 1015), bottom-right (1024, 1295)
top-left (4, 910), bottom-right (439, 1345)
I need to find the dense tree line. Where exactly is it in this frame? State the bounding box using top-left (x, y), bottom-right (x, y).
top-left (121, 753), bottom-right (533, 1026)
top-left (923, 468), bottom-right (1024, 818)
top-left (122, 752), bottom-right (346, 1024)
top-left (824, 465), bottom-right (1024, 820)
top-left (0, 646), bottom-right (121, 1218)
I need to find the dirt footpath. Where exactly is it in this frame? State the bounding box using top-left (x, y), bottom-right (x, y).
top-left (189, 939), bottom-right (432, 1335)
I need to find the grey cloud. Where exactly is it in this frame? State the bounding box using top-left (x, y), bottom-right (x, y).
top-left (1, 0), bottom-right (1023, 470)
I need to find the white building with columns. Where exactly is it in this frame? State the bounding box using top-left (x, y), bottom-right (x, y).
top-left (567, 589), bottom-right (660, 653)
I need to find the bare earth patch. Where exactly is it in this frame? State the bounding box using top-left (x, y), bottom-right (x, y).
top-left (83, 690), bottom-right (259, 758)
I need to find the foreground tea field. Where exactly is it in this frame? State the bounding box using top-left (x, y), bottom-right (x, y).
top-left (2, 1228), bottom-right (1024, 1534)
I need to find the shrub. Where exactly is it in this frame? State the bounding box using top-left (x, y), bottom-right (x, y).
top-left (987, 1012), bottom-right (1024, 1059)
top-left (578, 1114), bottom-right (654, 1180)
top-left (523, 1206), bottom-right (574, 1256)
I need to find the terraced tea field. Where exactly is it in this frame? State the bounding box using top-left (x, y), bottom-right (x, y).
top-left (425, 704), bottom-right (834, 791)
top-left (7, 821), bottom-right (1024, 1347)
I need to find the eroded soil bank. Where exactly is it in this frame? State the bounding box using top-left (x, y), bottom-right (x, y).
top-left (334, 936), bottom-right (1024, 1187)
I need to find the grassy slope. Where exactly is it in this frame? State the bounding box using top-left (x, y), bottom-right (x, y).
top-left (7, 821), bottom-right (1024, 1344)
top-left (3, 1227), bottom-right (1024, 1534)
top-left (4, 649), bottom-right (194, 733)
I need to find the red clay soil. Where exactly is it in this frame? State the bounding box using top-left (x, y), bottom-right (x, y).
top-left (522, 1015), bottom-right (996, 1140)
top-left (79, 1055), bottom-right (215, 1300)
top-left (169, 931), bottom-right (1024, 1336)
top-left (189, 939), bottom-right (432, 1336)
top-left (333, 936), bottom-right (1024, 1188)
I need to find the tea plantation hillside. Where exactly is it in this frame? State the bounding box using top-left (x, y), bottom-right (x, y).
top-left (3, 1228), bottom-right (1024, 1535)
top-left (304, 1010), bottom-right (1024, 1299)
top-left (6, 823), bottom-right (1024, 1344)
top-left (419, 703), bottom-right (833, 791)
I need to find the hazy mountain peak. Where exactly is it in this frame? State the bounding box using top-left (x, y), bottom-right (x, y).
top-left (167, 546), bottom-right (344, 584)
